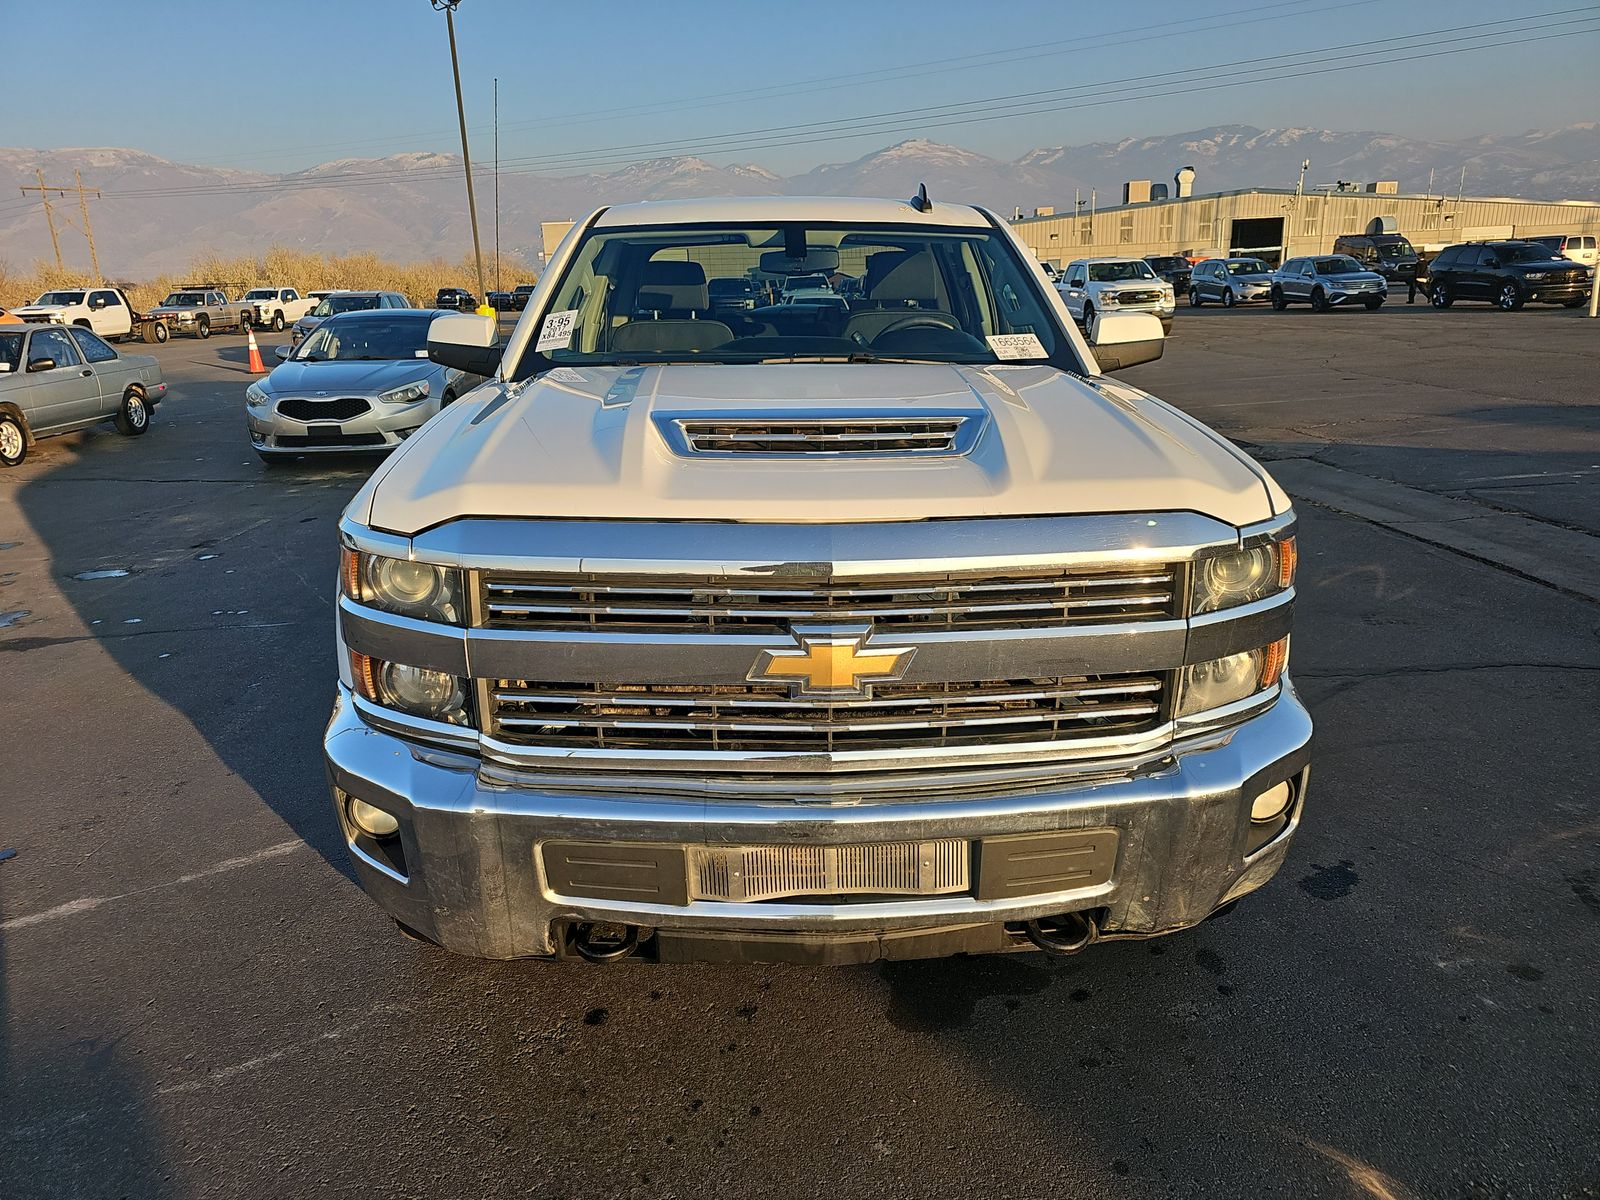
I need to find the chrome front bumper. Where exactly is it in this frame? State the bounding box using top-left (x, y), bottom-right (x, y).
top-left (324, 681), bottom-right (1313, 963)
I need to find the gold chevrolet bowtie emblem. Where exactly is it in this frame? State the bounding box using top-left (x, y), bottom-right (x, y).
top-left (750, 624), bottom-right (916, 698)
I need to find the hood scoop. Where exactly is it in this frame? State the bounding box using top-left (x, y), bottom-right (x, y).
top-left (657, 410), bottom-right (986, 458)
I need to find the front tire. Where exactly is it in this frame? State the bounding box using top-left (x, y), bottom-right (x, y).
top-left (1310, 287), bottom-right (1328, 312)
top-left (0, 412), bottom-right (27, 467)
top-left (1189, 288), bottom-right (1203, 307)
top-left (114, 388), bottom-right (150, 436)
top-left (1270, 287), bottom-right (1287, 311)
top-left (271, 311), bottom-right (285, 332)
top-left (1496, 281), bottom-right (1525, 311)
top-left (196, 316), bottom-right (210, 339)
top-left (1431, 283), bottom-right (1454, 309)
top-left (1222, 287), bottom-right (1236, 308)
top-left (1082, 301), bottom-right (1095, 334)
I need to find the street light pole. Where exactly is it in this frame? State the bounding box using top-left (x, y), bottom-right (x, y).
top-left (494, 76), bottom-right (500, 295)
top-left (432, 0), bottom-right (489, 312)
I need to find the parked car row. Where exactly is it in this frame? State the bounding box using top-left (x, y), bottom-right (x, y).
top-left (1060, 238), bottom-right (1593, 325)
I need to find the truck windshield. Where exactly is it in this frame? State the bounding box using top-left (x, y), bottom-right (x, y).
top-left (293, 314), bottom-right (431, 361)
top-left (161, 294), bottom-right (205, 306)
top-left (36, 291), bottom-right (85, 305)
top-left (519, 220), bottom-right (1073, 374)
top-left (1087, 261), bottom-right (1158, 282)
top-left (1374, 241), bottom-right (1416, 259)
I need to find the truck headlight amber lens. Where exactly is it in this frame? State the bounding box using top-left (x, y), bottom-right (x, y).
top-left (1178, 637), bottom-right (1289, 717)
top-left (1192, 537), bottom-right (1295, 613)
top-left (341, 549), bottom-right (464, 624)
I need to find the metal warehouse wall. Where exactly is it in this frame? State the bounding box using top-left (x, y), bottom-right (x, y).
top-left (1013, 190), bottom-right (1600, 267)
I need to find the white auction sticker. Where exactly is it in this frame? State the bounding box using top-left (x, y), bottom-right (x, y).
top-left (986, 333), bottom-right (1048, 360)
top-left (536, 309), bottom-right (580, 353)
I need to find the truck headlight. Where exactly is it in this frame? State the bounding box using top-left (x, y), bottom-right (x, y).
top-left (1178, 638), bottom-right (1288, 717)
top-left (1523, 272), bottom-right (1548, 281)
top-left (351, 652), bottom-right (472, 725)
top-left (341, 548), bottom-right (464, 624)
top-left (1192, 537), bottom-right (1296, 614)
top-left (245, 383), bottom-right (270, 408)
top-left (377, 381), bottom-right (429, 405)
top-left (1100, 292), bottom-right (1121, 306)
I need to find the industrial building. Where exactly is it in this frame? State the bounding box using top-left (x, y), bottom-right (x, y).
top-left (1012, 170), bottom-right (1600, 268)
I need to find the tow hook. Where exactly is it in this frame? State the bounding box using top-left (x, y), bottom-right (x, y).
top-left (570, 922), bottom-right (642, 962)
top-left (1023, 911), bottom-right (1099, 955)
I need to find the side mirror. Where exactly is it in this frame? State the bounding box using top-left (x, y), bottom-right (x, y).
top-left (27, 356), bottom-right (58, 373)
top-left (273, 344), bottom-right (293, 361)
top-left (427, 312), bottom-right (501, 376)
top-left (92, 297), bottom-right (107, 308)
top-left (1089, 311), bottom-right (1165, 373)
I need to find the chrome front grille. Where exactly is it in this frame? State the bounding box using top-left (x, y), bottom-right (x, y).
top-left (480, 566), bottom-right (1179, 633)
top-left (488, 674), bottom-right (1168, 753)
top-left (689, 839), bottom-right (968, 902)
top-left (1116, 289), bottom-right (1163, 304)
top-left (674, 416), bottom-right (968, 456)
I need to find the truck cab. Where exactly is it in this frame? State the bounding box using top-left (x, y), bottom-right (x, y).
top-left (327, 194), bottom-right (1308, 965)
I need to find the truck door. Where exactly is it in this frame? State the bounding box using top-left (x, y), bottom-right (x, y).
top-left (88, 289), bottom-right (131, 339)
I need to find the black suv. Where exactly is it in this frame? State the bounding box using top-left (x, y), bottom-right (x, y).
top-left (1427, 241), bottom-right (1592, 310)
top-left (435, 286), bottom-right (478, 311)
top-left (1332, 233), bottom-right (1420, 290)
top-left (1143, 255), bottom-right (1192, 295)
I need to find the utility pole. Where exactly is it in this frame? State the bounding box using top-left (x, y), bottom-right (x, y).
top-left (20, 169), bottom-right (65, 272)
top-left (75, 171), bottom-right (102, 282)
top-left (432, 0), bottom-right (490, 312)
top-left (494, 76), bottom-right (500, 293)
top-left (20, 170), bottom-right (103, 278)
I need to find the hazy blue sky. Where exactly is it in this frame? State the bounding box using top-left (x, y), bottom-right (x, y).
top-left (9, 0), bottom-right (1597, 173)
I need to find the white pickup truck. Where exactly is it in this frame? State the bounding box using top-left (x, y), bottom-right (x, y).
top-left (327, 193), bottom-right (1309, 965)
top-left (240, 287), bottom-right (316, 332)
top-left (11, 287), bottom-right (137, 341)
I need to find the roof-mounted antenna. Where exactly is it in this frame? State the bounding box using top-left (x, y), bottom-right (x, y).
top-left (908, 182), bottom-right (931, 212)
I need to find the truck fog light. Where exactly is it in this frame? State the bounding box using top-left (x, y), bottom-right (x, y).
top-left (1250, 781), bottom-right (1293, 823)
top-left (348, 797), bottom-right (400, 838)
top-left (378, 662), bottom-right (467, 721)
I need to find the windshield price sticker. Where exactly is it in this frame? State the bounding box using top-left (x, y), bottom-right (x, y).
top-left (536, 309), bottom-right (580, 352)
top-left (986, 333), bottom-right (1048, 360)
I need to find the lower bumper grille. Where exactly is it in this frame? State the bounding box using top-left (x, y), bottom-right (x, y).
top-left (274, 432), bottom-right (385, 448)
top-left (689, 839), bottom-right (969, 902)
top-left (488, 673), bottom-right (1168, 753)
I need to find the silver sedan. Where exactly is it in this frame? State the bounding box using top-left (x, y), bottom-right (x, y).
top-left (245, 309), bottom-right (484, 462)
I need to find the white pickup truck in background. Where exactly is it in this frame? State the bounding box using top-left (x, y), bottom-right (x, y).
top-left (241, 287), bottom-right (316, 332)
top-left (11, 287), bottom-right (137, 341)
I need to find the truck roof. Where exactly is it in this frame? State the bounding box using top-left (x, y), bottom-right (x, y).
top-left (592, 195), bottom-right (991, 229)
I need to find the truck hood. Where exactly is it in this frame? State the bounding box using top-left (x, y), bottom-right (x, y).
top-left (355, 363), bottom-right (1282, 534)
top-left (12, 305), bottom-right (69, 317)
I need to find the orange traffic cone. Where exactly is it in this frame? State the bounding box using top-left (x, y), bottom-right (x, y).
top-left (246, 326), bottom-right (267, 374)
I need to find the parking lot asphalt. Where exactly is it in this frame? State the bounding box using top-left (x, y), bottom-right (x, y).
top-left (2, 305), bottom-right (1598, 1199)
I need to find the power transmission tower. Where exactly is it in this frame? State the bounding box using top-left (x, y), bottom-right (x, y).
top-left (19, 170), bottom-right (103, 279)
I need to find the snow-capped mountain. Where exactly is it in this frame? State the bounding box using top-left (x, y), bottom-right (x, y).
top-left (1, 125), bottom-right (1594, 277)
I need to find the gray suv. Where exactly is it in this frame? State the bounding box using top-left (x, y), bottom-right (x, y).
top-left (1271, 256), bottom-right (1387, 312)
